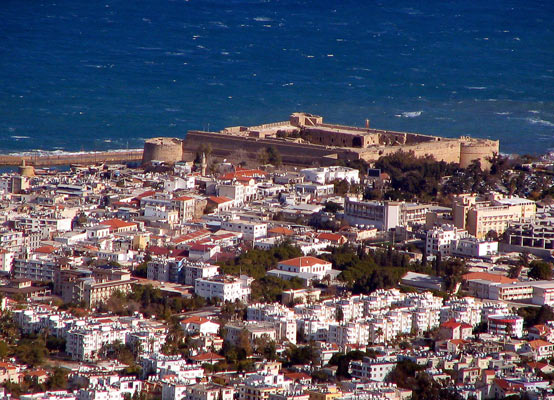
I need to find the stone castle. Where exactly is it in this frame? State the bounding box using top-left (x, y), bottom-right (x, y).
top-left (143, 112), bottom-right (499, 169)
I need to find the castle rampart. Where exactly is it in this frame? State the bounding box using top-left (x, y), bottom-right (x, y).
top-left (181, 112), bottom-right (499, 169)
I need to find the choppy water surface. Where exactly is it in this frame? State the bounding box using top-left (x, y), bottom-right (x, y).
top-left (1, 0), bottom-right (553, 154)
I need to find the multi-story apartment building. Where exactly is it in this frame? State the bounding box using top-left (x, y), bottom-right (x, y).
top-left (171, 195), bottom-right (198, 222)
top-left (221, 219), bottom-right (267, 241)
top-left (238, 384), bottom-right (280, 400)
top-left (426, 225), bottom-right (468, 257)
top-left (66, 324), bottom-right (129, 361)
top-left (0, 231), bottom-right (24, 252)
top-left (344, 198), bottom-right (428, 230)
top-left (147, 257), bottom-right (183, 283)
top-left (487, 314), bottom-right (524, 338)
top-left (14, 215), bottom-right (73, 235)
top-left (13, 256), bottom-right (64, 281)
top-left (0, 249), bottom-right (14, 273)
top-left (453, 192), bottom-right (536, 238)
top-left (217, 183), bottom-right (259, 206)
top-left (327, 322), bottom-right (370, 346)
top-left (84, 274), bottom-right (135, 307)
top-left (182, 262), bottom-right (219, 286)
top-left (349, 358), bottom-right (397, 382)
top-left (453, 237), bottom-right (498, 258)
top-left (194, 274), bottom-right (252, 302)
top-left (186, 384), bottom-right (234, 400)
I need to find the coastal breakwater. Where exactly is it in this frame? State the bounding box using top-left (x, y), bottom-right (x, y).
top-left (0, 150), bottom-right (143, 167)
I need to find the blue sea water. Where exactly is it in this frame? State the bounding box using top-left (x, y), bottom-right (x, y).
top-left (0, 0), bottom-right (553, 155)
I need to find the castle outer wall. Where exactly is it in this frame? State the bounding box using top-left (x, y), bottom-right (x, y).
top-left (182, 130), bottom-right (499, 169)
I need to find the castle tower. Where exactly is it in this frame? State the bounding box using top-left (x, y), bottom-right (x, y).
top-left (18, 159), bottom-right (35, 177)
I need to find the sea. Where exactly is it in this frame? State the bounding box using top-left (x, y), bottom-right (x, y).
top-left (1, 0), bottom-right (553, 156)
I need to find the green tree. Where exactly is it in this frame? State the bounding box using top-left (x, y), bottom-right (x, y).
top-left (237, 330), bottom-right (252, 358)
top-left (323, 201), bottom-right (343, 213)
top-left (336, 308), bottom-right (345, 322)
top-left (46, 367), bottom-right (68, 390)
top-left (528, 260), bottom-right (553, 280)
top-left (266, 146), bottom-right (282, 167)
top-left (16, 338), bottom-right (48, 367)
top-left (328, 350), bottom-right (366, 378)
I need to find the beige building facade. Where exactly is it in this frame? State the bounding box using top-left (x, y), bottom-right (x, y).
top-left (453, 193), bottom-right (535, 238)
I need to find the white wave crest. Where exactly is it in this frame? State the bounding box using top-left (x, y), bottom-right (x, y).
top-left (396, 111), bottom-right (422, 118)
top-left (11, 135), bottom-right (30, 140)
top-left (465, 86), bottom-right (487, 90)
top-left (526, 117), bottom-right (554, 127)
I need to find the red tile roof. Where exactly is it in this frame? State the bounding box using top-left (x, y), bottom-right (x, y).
top-left (528, 339), bottom-right (553, 349)
top-left (182, 316), bottom-right (213, 325)
top-left (279, 256), bottom-right (330, 268)
top-left (316, 232), bottom-right (346, 243)
top-left (190, 244), bottom-right (218, 252)
top-left (100, 218), bottom-right (137, 231)
top-left (208, 196), bottom-right (233, 204)
top-left (147, 246), bottom-right (171, 256)
top-left (173, 229), bottom-right (211, 244)
top-left (462, 272), bottom-right (517, 284)
top-left (174, 195), bottom-right (194, 201)
top-left (219, 169), bottom-right (267, 180)
top-left (34, 245), bottom-right (57, 254)
top-left (189, 352), bottom-right (225, 361)
top-left (284, 372), bottom-right (312, 381)
top-left (268, 227), bottom-right (294, 236)
top-left (441, 319), bottom-right (461, 329)
top-left (135, 190), bottom-right (156, 200)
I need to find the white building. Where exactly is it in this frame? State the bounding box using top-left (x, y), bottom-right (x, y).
top-left (183, 262), bottom-right (219, 286)
top-left (144, 204), bottom-right (179, 224)
top-left (66, 325), bottom-right (129, 361)
top-left (426, 225), bottom-right (468, 257)
top-left (221, 220), bottom-right (267, 241)
top-left (328, 322), bottom-right (370, 346)
top-left (194, 275), bottom-right (253, 302)
top-left (217, 183), bottom-right (258, 206)
top-left (185, 384), bottom-right (234, 400)
top-left (267, 256), bottom-right (335, 285)
top-left (452, 237), bottom-right (498, 258)
top-left (300, 166), bottom-right (360, 185)
top-left (350, 358), bottom-right (397, 382)
top-left (0, 249), bottom-right (14, 273)
top-left (344, 199), bottom-right (428, 231)
top-left (426, 225), bottom-right (498, 258)
top-left (86, 225), bottom-right (111, 241)
top-left (180, 316), bottom-right (220, 336)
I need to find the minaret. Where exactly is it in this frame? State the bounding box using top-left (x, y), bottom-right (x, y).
top-left (201, 152), bottom-right (207, 176)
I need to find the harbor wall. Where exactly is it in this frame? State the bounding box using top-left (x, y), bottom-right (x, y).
top-left (0, 150), bottom-right (143, 167)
